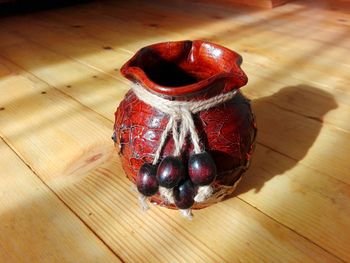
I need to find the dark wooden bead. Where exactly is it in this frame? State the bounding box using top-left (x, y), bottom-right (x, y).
top-left (136, 163), bottom-right (159, 196)
top-left (156, 156), bottom-right (185, 188)
top-left (188, 152), bottom-right (217, 186)
top-left (174, 179), bottom-right (195, 209)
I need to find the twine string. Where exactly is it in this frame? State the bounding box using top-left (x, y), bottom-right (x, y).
top-left (132, 83), bottom-right (238, 164)
top-left (132, 83), bottom-right (238, 215)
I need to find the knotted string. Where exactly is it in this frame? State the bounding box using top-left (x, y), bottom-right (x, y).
top-left (132, 83), bottom-right (238, 218)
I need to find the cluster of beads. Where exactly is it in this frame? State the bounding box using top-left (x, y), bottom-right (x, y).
top-left (136, 152), bottom-right (217, 218)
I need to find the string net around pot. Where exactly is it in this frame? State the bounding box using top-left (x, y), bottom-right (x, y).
top-left (113, 82), bottom-right (256, 219)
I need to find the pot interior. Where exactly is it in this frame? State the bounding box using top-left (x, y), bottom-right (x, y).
top-left (126, 40), bottom-right (236, 87)
top-left (136, 53), bottom-right (199, 87)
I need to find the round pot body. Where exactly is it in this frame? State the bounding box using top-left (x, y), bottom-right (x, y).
top-left (114, 40), bottom-right (257, 209)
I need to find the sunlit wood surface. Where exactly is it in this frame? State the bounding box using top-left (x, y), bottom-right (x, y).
top-left (0, 0), bottom-right (349, 262)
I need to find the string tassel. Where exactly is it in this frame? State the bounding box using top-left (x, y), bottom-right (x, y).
top-left (132, 83), bottom-right (239, 215)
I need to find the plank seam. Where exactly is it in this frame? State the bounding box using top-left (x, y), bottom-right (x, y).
top-left (0, 136), bottom-right (126, 263)
top-left (0, 52), bottom-right (114, 125)
top-left (6, 27), bottom-right (350, 138)
top-left (257, 141), bottom-right (350, 187)
top-left (237, 197), bottom-right (347, 263)
top-left (266, 100), bottom-right (350, 134)
top-left (1, 50), bottom-right (350, 260)
top-left (7, 29), bottom-right (350, 136)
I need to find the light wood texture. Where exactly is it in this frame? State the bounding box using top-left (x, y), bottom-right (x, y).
top-left (0, 57), bottom-right (114, 181)
top-left (0, 0), bottom-right (290, 8)
top-left (0, 139), bottom-right (120, 263)
top-left (0, 0), bottom-right (349, 262)
top-left (200, 0), bottom-right (292, 8)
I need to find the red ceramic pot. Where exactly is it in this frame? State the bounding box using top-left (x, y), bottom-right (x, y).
top-left (113, 40), bottom-right (257, 209)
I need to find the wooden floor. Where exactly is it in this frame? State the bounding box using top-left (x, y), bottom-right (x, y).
top-left (0, 0), bottom-right (349, 262)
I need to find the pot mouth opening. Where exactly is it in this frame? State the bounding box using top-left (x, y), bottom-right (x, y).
top-left (121, 40), bottom-right (247, 96)
top-left (134, 57), bottom-right (200, 87)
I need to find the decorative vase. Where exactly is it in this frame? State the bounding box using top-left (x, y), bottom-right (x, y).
top-left (113, 40), bottom-right (257, 213)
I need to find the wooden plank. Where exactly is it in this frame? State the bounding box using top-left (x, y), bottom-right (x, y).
top-left (252, 98), bottom-right (350, 185)
top-left (21, 8), bottom-right (349, 103)
top-left (4, 13), bottom-right (350, 133)
top-left (10, 11), bottom-right (350, 76)
top-left (239, 145), bottom-right (350, 262)
top-left (0, 139), bottom-right (120, 263)
top-left (53, 153), bottom-right (343, 263)
top-left (43, 1), bottom-right (350, 57)
top-left (0, 30), bottom-right (25, 47)
top-left (17, 5), bottom-right (349, 105)
top-left (0, 56), bottom-right (114, 181)
top-left (187, 0), bottom-right (292, 8)
top-left (1, 2), bottom-right (350, 261)
top-left (1, 24), bottom-right (349, 187)
top-left (94, 1), bottom-right (350, 74)
top-left (1, 17), bottom-right (350, 260)
top-left (82, 0), bottom-right (350, 50)
top-left (18, 5), bottom-right (348, 129)
top-left (0, 46), bottom-right (343, 262)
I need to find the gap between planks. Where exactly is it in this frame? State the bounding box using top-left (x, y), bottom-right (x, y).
top-left (237, 196), bottom-right (347, 263)
top-left (0, 136), bottom-right (122, 262)
top-left (1, 44), bottom-right (349, 187)
top-left (1, 30), bottom-right (349, 188)
top-left (0, 48), bottom-right (346, 262)
top-left (1, 3), bottom-right (349, 260)
top-left (0, 132), bottom-right (126, 263)
top-left (1, 28), bottom-right (348, 138)
top-left (2, 14), bottom-right (349, 131)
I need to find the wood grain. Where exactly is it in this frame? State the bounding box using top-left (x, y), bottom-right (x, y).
top-left (0, 46), bottom-right (343, 263)
top-left (1, 15), bottom-right (349, 186)
top-left (0, 139), bottom-right (120, 263)
top-left (0, 0), bottom-right (349, 262)
top-left (53, 154), bottom-right (344, 263)
top-left (5, 6), bottom-right (349, 128)
top-left (0, 56), bottom-right (114, 181)
top-left (6, 17), bottom-right (347, 132)
top-left (185, 0), bottom-right (292, 8)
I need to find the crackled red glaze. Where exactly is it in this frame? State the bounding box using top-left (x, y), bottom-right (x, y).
top-left (114, 40), bottom-right (257, 209)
